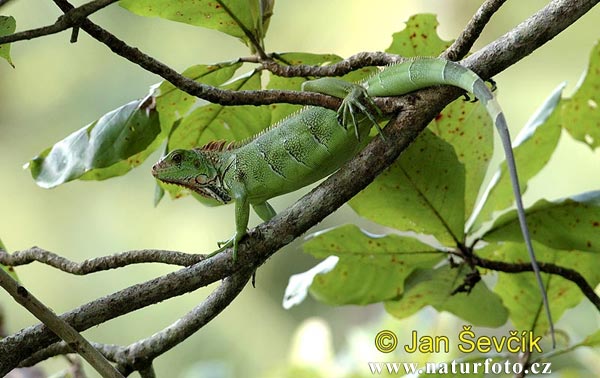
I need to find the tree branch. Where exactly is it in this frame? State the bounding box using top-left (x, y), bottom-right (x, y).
top-left (113, 267), bottom-right (253, 373)
top-left (473, 255), bottom-right (600, 311)
top-left (0, 268), bottom-right (123, 378)
top-left (443, 0), bottom-right (510, 61)
top-left (260, 51), bottom-right (405, 77)
top-left (20, 342), bottom-right (121, 369)
top-left (16, 268), bottom-right (253, 374)
top-left (0, 0), bottom-right (118, 45)
top-left (49, 0), bottom-right (342, 111)
top-left (262, 0), bottom-right (510, 78)
top-left (0, 248), bottom-right (203, 274)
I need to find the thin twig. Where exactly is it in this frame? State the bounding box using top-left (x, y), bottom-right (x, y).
top-left (0, 248), bottom-right (204, 274)
top-left (443, 0), bottom-right (510, 61)
top-left (20, 342), bottom-right (122, 368)
top-left (0, 0), bottom-right (118, 45)
top-left (473, 255), bottom-right (600, 311)
top-left (115, 268), bottom-right (253, 373)
top-left (0, 268), bottom-right (124, 378)
top-left (261, 51), bottom-right (405, 77)
top-left (50, 0), bottom-right (342, 111)
top-left (18, 268), bottom-right (253, 374)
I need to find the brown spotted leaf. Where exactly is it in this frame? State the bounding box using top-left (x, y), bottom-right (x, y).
top-left (386, 14), bottom-right (452, 57)
top-left (120, 0), bottom-right (271, 49)
top-left (561, 42), bottom-right (600, 149)
top-left (479, 241), bottom-right (600, 338)
top-left (350, 129), bottom-right (465, 246)
top-left (484, 191), bottom-right (600, 253)
top-left (385, 264), bottom-right (508, 327)
top-left (303, 224), bottom-right (444, 305)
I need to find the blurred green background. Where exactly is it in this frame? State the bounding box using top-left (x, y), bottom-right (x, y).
top-left (1, 1), bottom-right (600, 377)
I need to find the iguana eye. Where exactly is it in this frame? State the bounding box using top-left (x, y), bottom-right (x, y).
top-left (171, 152), bottom-right (182, 164)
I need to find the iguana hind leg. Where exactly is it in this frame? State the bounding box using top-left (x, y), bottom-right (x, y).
top-left (252, 201), bottom-right (277, 221)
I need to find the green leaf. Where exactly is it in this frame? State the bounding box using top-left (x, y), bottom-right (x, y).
top-left (119, 0), bottom-right (270, 48)
top-left (304, 225), bottom-right (444, 305)
top-left (386, 14), bottom-right (492, 224)
top-left (479, 241), bottom-right (600, 338)
top-left (27, 98), bottom-right (160, 188)
top-left (561, 41), bottom-right (600, 149)
top-left (350, 129), bottom-right (465, 246)
top-left (429, 98), bottom-right (493, 221)
top-left (385, 265), bottom-right (508, 327)
top-left (469, 83), bottom-right (565, 232)
top-left (484, 191), bottom-right (600, 253)
top-left (386, 14), bottom-right (452, 57)
top-left (0, 15), bottom-right (16, 68)
top-left (156, 61), bottom-right (243, 135)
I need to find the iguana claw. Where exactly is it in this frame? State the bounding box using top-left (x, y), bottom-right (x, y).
top-left (338, 85), bottom-right (385, 140)
top-left (208, 234), bottom-right (239, 260)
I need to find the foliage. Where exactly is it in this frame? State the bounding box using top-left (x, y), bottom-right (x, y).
top-left (27, 98), bottom-right (160, 188)
top-left (0, 15), bottom-right (15, 68)
top-left (120, 0), bottom-right (275, 52)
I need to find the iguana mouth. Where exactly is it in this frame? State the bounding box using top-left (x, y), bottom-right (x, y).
top-left (157, 177), bottom-right (231, 204)
top-left (195, 184), bottom-right (232, 204)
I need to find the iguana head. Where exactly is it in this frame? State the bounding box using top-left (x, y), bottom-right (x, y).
top-left (152, 149), bottom-right (232, 203)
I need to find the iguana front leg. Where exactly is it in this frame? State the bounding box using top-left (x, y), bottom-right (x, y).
top-left (211, 191), bottom-right (251, 261)
top-left (210, 201), bottom-right (276, 261)
top-left (302, 78), bottom-right (384, 138)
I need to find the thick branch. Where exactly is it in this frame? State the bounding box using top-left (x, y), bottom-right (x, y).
top-left (0, 0), bottom-right (118, 45)
top-left (0, 268), bottom-right (123, 378)
top-left (0, 0), bottom-right (598, 373)
top-left (18, 268), bottom-right (253, 374)
top-left (114, 267), bottom-right (253, 373)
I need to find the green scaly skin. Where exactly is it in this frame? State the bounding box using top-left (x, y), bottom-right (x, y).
top-left (152, 57), bottom-right (554, 343)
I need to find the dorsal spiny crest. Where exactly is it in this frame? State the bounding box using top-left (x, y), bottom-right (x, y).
top-left (200, 140), bottom-right (236, 152)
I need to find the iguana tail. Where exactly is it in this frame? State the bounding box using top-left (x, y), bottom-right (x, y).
top-left (368, 57), bottom-right (554, 345)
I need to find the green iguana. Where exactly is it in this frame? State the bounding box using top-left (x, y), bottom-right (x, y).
top-left (152, 57), bottom-right (554, 341)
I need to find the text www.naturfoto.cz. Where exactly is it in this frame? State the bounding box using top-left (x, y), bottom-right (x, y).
top-left (368, 359), bottom-right (552, 376)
